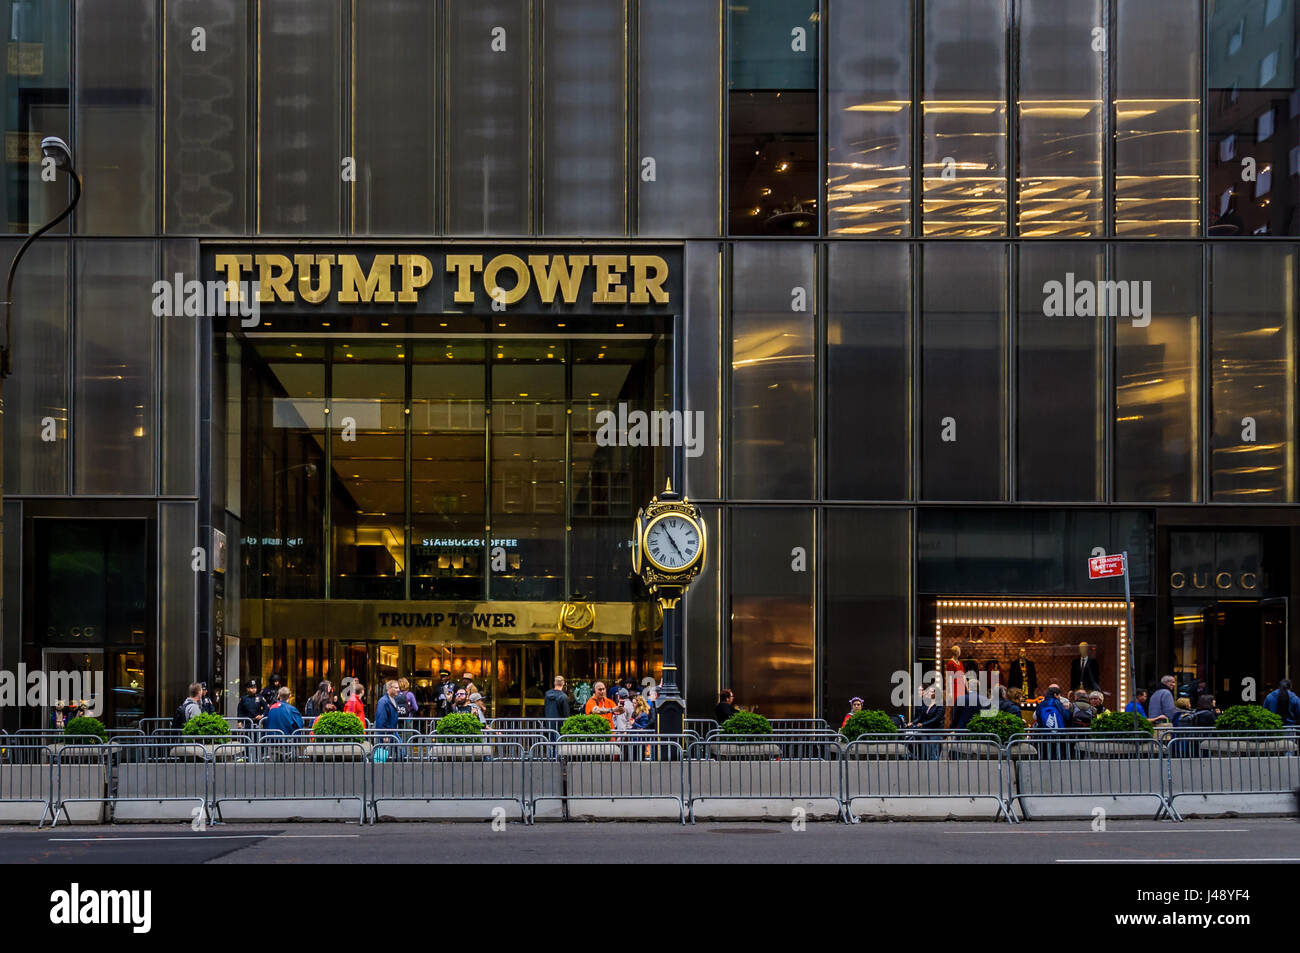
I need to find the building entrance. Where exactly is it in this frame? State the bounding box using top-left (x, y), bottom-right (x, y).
top-left (1172, 599), bottom-right (1287, 702)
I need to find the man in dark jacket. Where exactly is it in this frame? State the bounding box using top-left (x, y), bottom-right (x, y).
top-left (435, 670), bottom-right (457, 717)
top-left (543, 675), bottom-right (570, 727)
top-left (237, 680), bottom-right (266, 724)
top-left (260, 673), bottom-right (282, 708)
top-left (263, 687), bottom-right (303, 735)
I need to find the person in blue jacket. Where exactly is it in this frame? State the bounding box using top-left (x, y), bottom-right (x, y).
top-left (1034, 684), bottom-right (1069, 730)
top-left (263, 687), bottom-right (304, 735)
top-left (1263, 679), bottom-right (1300, 725)
top-left (374, 680), bottom-right (401, 733)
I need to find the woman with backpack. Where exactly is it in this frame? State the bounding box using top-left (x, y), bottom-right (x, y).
top-left (304, 681), bottom-right (334, 718)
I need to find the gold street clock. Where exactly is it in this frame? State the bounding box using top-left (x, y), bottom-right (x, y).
top-left (634, 478), bottom-right (706, 605)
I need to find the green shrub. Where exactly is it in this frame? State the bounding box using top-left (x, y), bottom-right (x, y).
top-left (435, 713), bottom-right (483, 737)
top-left (1091, 710), bottom-right (1153, 735)
top-left (841, 709), bottom-right (898, 742)
top-left (311, 711), bottom-right (365, 737)
top-left (1214, 705), bottom-right (1282, 731)
top-left (964, 710), bottom-right (1026, 744)
top-left (719, 711), bottom-right (773, 736)
top-left (559, 714), bottom-right (612, 738)
top-left (182, 712), bottom-right (231, 742)
top-left (63, 716), bottom-right (107, 743)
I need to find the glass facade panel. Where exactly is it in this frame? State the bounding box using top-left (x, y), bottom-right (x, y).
top-left (729, 507), bottom-right (813, 719)
top-left (826, 242), bottom-right (909, 500)
top-left (1, 238), bottom-right (66, 493)
top-left (257, 0), bottom-right (342, 234)
top-left (1016, 0), bottom-right (1104, 237)
top-left (164, 0), bottom-right (247, 233)
top-left (330, 344), bottom-right (406, 599)
top-left (75, 0), bottom-right (157, 234)
top-left (74, 241), bottom-right (155, 495)
top-left (1114, 244), bottom-right (1202, 501)
top-left (826, 0), bottom-right (911, 236)
top-left (446, 0), bottom-right (530, 235)
top-left (922, 0), bottom-right (1007, 236)
top-left (542, 0), bottom-right (626, 236)
top-left (1210, 243), bottom-right (1296, 500)
top-left (411, 343), bottom-right (485, 600)
top-left (637, 0), bottom-right (720, 237)
top-left (729, 242), bottom-right (815, 500)
top-left (921, 243), bottom-right (1007, 500)
top-left (158, 502), bottom-right (195, 720)
top-left (1115, 0), bottom-right (1201, 235)
top-left (1016, 243), bottom-right (1105, 501)
top-left (161, 241), bottom-right (198, 496)
top-left (823, 508), bottom-right (910, 711)
top-left (490, 346), bottom-right (566, 600)
top-left (684, 241), bottom-right (721, 499)
top-left (728, 0), bottom-right (817, 235)
top-left (1208, 0), bottom-right (1299, 235)
top-left (3, 0), bottom-right (70, 234)
top-left (353, 0), bottom-right (437, 234)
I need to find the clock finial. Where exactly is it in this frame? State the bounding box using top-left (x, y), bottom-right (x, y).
top-left (664, 476), bottom-right (673, 494)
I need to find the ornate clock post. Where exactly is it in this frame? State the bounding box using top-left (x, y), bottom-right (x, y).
top-left (634, 478), bottom-right (705, 735)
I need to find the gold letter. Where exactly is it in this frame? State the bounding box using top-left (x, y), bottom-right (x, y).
top-left (214, 254), bottom-right (252, 303)
top-left (294, 254), bottom-right (334, 304)
top-left (529, 254), bottom-right (588, 304)
top-left (446, 255), bottom-right (483, 304)
top-left (256, 254), bottom-right (295, 303)
top-left (338, 254), bottom-right (396, 303)
top-left (592, 255), bottom-right (628, 303)
top-left (483, 254), bottom-right (531, 305)
top-left (397, 254), bottom-right (433, 303)
top-left (629, 255), bottom-right (669, 304)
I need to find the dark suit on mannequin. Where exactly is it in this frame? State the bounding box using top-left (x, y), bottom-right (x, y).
top-left (1070, 655), bottom-right (1101, 693)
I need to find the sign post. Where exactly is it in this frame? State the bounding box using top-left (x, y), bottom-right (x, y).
top-left (1089, 552), bottom-right (1139, 730)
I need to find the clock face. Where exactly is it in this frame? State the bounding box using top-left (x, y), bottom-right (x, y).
top-left (643, 514), bottom-right (703, 573)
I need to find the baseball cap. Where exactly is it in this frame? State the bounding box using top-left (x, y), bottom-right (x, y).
top-left (617, 688), bottom-right (630, 698)
top-left (468, 692), bottom-right (482, 702)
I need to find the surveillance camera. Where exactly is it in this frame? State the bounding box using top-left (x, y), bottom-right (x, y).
top-left (40, 136), bottom-right (73, 170)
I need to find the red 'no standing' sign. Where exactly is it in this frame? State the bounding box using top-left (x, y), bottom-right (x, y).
top-left (1088, 554), bottom-right (1125, 579)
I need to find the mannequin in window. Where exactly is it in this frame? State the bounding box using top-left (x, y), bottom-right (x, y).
top-left (1008, 647), bottom-right (1037, 698)
top-left (945, 644), bottom-right (968, 706)
top-left (1070, 642), bottom-right (1101, 693)
top-left (982, 656), bottom-right (1002, 688)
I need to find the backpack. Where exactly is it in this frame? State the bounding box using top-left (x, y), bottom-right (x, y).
top-left (172, 700), bottom-right (190, 730)
top-left (1038, 698), bottom-right (1066, 730)
top-left (395, 694), bottom-right (410, 719)
top-left (1069, 707), bottom-right (1093, 729)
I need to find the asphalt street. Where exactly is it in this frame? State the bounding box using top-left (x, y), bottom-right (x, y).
top-left (3, 817), bottom-right (1298, 864)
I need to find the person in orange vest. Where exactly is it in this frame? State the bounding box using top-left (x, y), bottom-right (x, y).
top-left (584, 681), bottom-right (619, 729)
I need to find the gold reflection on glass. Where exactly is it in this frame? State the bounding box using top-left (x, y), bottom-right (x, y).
top-left (922, 100), bottom-right (1007, 235)
top-left (1017, 100), bottom-right (1103, 236)
top-left (1114, 99), bottom-right (1201, 234)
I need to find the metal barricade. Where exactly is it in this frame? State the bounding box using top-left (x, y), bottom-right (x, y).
top-left (686, 718), bottom-right (719, 739)
top-left (97, 737), bottom-right (214, 824)
top-left (370, 735), bottom-right (530, 822)
top-left (842, 732), bottom-right (1014, 823)
top-left (687, 734), bottom-right (847, 823)
top-left (0, 742), bottom-right (55, 826)
top-left (1161, 728), bottom-right (1299, 816)
top-left (529, 735), bottom-right (687, 824)
top-left (137, 717), bottom-right (174, 734)
top-left (210, 737), bottom-right (368, 823)
top-left (1006, 730), bottom-right (1174, 820)
top-left (769, 718), bottom-right (831, 733)
top-left (489, 717), bottom-right (555, 732)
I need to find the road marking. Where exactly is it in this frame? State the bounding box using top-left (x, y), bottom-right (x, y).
top-left (48, 834), bottom-right (361, 842)
top-left (1057, 857), bottom-right (1300, 863)
top-left (959, 828), bottom-right (1249, 834)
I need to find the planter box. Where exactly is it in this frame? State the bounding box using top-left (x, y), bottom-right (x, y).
top-left (1075, 740), bottom-right (1154, 757)
top-left (848, 742), bottom-right (912, 759)
top-left (301, 742), bottom-right (372, 760)
top-left (708, 743), bottom-right (781, 760)
top-left (43, 743), bottom-right (116, 762)
top-left (1199, 738), bottom-right (1296, 756)
top-left (558, 742), bottom-right (621, 760)
top-left (168, 744), bottom-right (246, 760)
top-left (426, 743), bottom-right (494, 760)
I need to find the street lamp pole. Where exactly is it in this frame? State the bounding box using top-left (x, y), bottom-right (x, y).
top-left (0, 137), bottom-right (81, 727)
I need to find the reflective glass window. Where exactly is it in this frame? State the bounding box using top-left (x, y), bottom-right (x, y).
top-left (922, 0), bottom-right (1007, 237)
top-left (1016, 0), bottom-right (1104, 236)
top-left (826, 0), bottom-right (911, 236)
top-left (826, 242), bottom-right (910, 500)
top-left (1208, 0), bottom-right (1300, 235)
top-left (1115, 0), bottom-right (1201, 235)
top-left (921, 243), bottom-right (1007, 501)
top-left (729, 243), bottom-right (815, 500)
top-left (1016, 243), bottom-right (1105, 501)
top-left (1210, 243), bottom-right (1296, 500)
top-left (1113, 244), bottom-right (1202, 501)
